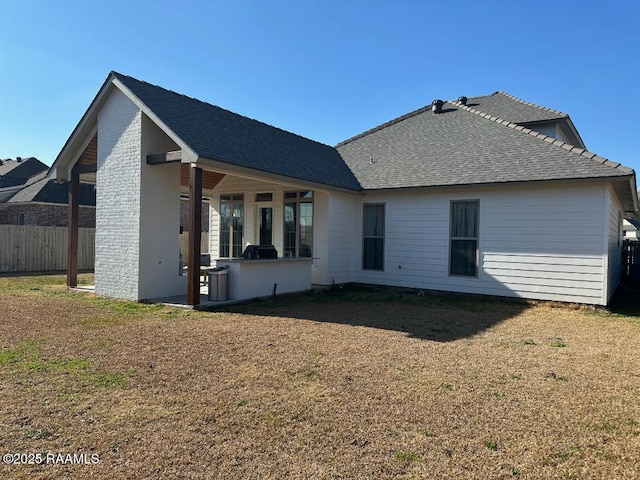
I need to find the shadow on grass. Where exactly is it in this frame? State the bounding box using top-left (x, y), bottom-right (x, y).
top-left (609, 285), bottom-right (640, 317)
top-left (219, 284), bottom-right (531, 342)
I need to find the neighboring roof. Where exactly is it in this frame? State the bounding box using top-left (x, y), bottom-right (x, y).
top-left (625, 218), bottom-right (640, 230)
top-left (336, 99), bottom-right (633, 193)
top-left (4, 172), bottom-right (96, 206)
top-left (111, 72), bottom-right (362, 191)
top-left (0, 158), bottom-right (48, 188)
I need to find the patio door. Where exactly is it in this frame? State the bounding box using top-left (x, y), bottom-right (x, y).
top-left (256, 205), bottom-right (273, 245)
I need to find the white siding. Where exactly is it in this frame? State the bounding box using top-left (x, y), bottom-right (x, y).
top-left (606, 186), bottom-right (623, 303)
top-left (347, 183), bottom-right (610, 305)
top-left (203, 173), bottom-right (615, 305)
top-left (312, 190), bottom-right (330, 284)
top-left (534, 124), bottom-right (570, 144)
top-left (309, 191), bottom-right (360, 285)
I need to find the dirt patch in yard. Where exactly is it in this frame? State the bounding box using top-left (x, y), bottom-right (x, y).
top-left (0, 276), bottom-right (639, 479)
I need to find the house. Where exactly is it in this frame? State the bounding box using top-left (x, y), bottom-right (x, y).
top-left (49, 72), bottom-right (638, 306)
top-left (0, 157), bottom-right (205, 232)
top-left (0, 171), bottom-right (96, 227)
top-left (0, 157), bottom-right (48, 201)
top-left (623, 218), bottom-right (640, 241)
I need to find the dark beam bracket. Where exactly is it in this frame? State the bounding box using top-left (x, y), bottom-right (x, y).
top-left (147, 151), bottom-right (182, 165)
top-left (67, 173), bottom-right (80, 287)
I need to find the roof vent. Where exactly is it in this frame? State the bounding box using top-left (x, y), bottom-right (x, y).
top-left (458, 96), bottom-right (468, 106)
top-left (16, 157), bottom-right (22, 162)
top-left (432, 99), bottom-right (444, 114)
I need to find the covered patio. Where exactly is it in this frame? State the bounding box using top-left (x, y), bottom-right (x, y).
top-left (50, 72), bottom-right (358, 306)
top-left (62, 141), bottom-right (318, 307)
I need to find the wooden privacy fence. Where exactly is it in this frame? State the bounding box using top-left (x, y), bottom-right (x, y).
top-left (0, 225), bottom-right (95, 273)
top-left (622, 240), bottom-right (640, 288)
top-left (179, 232), bottom-right (210, 261)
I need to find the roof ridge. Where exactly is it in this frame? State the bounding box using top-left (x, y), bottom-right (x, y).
top-left (450, 100), bottom-right (634, 175)
top-left (112, 72), bottom-right (336, 150)
top-left (336, 104), bottom-right (432, 147)
top-left (493, 91), bottom-right (568, 119)
top-left (336, 90), bottom-right (569, 148)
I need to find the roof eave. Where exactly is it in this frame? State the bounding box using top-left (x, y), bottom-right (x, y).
top-left (360, 175), bottom-right (635, 197)
top-left (196, 156), bottom-right (361, 194)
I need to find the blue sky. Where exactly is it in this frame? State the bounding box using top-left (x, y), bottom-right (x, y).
top-left (1, 0), bottom-right (639, 175)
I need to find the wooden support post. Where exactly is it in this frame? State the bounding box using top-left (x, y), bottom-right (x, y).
top-left (67, 173), bottom-right (80, 287)
top-left (187, 165), bottom-right (203, 306)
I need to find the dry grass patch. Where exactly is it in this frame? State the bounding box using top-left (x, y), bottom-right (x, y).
top-left (0, 276), bottom-right (639, 479)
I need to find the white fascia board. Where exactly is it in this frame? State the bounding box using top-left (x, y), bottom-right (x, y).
top-left (111, 77), bottom-right (199, 164)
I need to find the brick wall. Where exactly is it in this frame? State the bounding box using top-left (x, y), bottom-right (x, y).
top-left (0, 204), bottom-right (96, 227)
top-left (95, 89), bottom-right (143, 300)
top-left (179, 198), bottom-right (209, 232)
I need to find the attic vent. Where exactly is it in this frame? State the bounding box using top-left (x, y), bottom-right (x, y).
top-left (458, 96), bottom-right (468, 106)
top-left (432, 99), bottom-right (444, 114)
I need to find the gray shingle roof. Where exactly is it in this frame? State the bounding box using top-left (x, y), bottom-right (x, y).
top-left (336, 100), bottom-right (632, 190)
top-left (465, 91), bottom-right (567, 124)
top-left (101, 74), bottom-right (634, 204)
top-left (111, 72), bottom-right (361, 191)
top-left (0, 158), bottom-right (48, 188)
top-left (5, 172), bottom-right (96, 205)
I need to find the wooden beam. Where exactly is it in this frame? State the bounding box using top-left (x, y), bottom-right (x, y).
top-left (187, 166), bottom-right (203, 306)
top-left (147, 150), bottom-right (182, 165)
top-left (67, 173), bottom-right (79, 287)
top-left (71, 163), bottom-right (97, 174)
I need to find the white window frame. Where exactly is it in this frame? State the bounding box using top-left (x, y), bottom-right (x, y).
top-left (449, 199), bottom-right (480, 278)
top-left (283, 191), bottom-right (314, 257)
top-left (362, 203), bottom-right (385, 271)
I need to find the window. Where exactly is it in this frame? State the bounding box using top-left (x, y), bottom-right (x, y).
top-left (284, 191), bottom-right (313, 257)
top-left (255, 193), bottom-right (274, 246)
top-left (362, 204), bottom-right (384, 270)
top-left (219, 194), bottom-right (244, 258)
top-left (449, 200), bottom-right (479, 277)
top-left (18, 212), bottom-right (25, 225)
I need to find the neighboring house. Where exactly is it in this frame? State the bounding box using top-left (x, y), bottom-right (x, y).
top-left (623, 218), bottom-right (640, 241)
top-left (0, 171), bottom-right (96, 227)
top-left (179, 195), bottom-right (209, 233)
top-left (0, 157), bottom-right (48, 201)
top-left (50, 72), bottom-right (638, 306)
